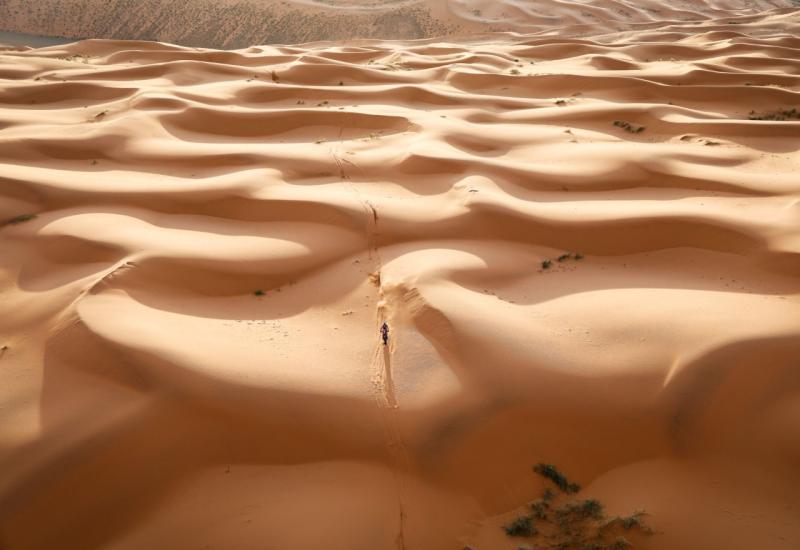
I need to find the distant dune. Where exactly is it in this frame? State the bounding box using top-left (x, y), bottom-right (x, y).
top-left (1, 1), bottom-right (800, 550)
top-left (0, 0), bottom-right (795, 48)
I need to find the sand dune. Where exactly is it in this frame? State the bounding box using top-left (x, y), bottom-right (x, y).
top-left (1, 4), bottom-right (800, 550)
top-left (0, 0), bottom-right (796, 47)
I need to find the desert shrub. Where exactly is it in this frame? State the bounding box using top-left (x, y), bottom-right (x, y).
top-left (554, 499), bottom-right (605, 524)
top-left (4, 214), bottom-right (37, 226)
top-left (530, 498), bottom-right (550, 519)
top-left (505, 515), bottom-right (536, 537)
top-left (748, 107), bottom-right (799, 121)
top-left (534, 463), bottom-right (580, 494)
top-left (613, 120), bottom-right (645, 133)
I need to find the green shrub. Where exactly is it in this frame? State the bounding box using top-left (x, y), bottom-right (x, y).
top-left (613, 120), bottom-right (645, 133)
top-left (555, 499), bottom-right (605, 523)
top-left (534, 463), bottom-right (581, 493)
top-left (504, 515), bottom-right (536, 537)
top-left (530, 498), bottom-right (550, 519)
top-left (4, 214), bottom-right (37, 226)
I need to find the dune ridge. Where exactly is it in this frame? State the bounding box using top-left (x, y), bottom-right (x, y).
top-left (1, 5), bottom-right (800, 550)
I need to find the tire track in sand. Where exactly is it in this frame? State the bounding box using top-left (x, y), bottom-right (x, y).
top-left (331, 135), bottom-right (410, 549)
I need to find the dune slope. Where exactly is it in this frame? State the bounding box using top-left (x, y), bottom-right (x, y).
top-left (1, 6), bottom-right (800, 550)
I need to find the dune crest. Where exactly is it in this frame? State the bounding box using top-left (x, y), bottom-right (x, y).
top-left (1, 5), bottom-right (800, 550)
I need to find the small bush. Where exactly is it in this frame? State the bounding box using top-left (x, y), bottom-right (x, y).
top-left (621, 515), bottom-right (643, 530)
top-left (748, 107), bottom-right (799, 121)
top-left (610, 512), bottom-right (653, 534)
top-left (555, 499), bottom-right (605, 523)
top-left (534, 463), bottom-right (580, 493)
top-left (4, 214), bottom-right (37, 226)
top-left (613, 120), bottom-right (645, 133)
top-left (254, 289), bottom-right (266, 296)
top-left (530, 498), bottom-right (550, 519)
top-left (542, 260), bottom-right (553, 270)
top-left (504, 515), bottom-right (536, 537)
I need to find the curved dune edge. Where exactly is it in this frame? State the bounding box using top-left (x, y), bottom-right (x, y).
top-left (1, 6), bottom-right (800, 550)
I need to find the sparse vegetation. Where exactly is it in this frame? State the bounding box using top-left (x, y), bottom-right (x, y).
top-left (599, 511), bottom-right (654, 535)
top-left (3, 214), bottom-right (37, 226)
top-left (748, 107), bottom-right (799, 121)
top-left (534, 463), bottom-right (581, 494)
top-left (61, 53), bottom-right (90, 63)
top-left (541, 253), bottom-right (584, 271)
top-left (554, 498), bottom-right (604, 523)
top-left (505, 515), bottom-right (536, 537)
top-left (613, 120), bottom-right (645, 134)
top-left (530, 498), bottom-right (550, 520)
top-left (498, 463), bottom-right (653, 550)
top-left (254, 289), bottom-right (266, 297)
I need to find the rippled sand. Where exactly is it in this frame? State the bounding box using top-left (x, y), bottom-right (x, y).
top-left (0, 0), bottom-right (795, 46)
top-left (1, 6), bottom-right (800, 550)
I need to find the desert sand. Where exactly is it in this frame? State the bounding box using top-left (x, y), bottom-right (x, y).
top-left (1, 1), bottom-right (800, 549)
top-left (0, 0), bottom-right (794, 47)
